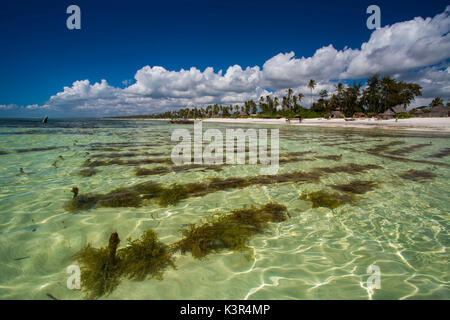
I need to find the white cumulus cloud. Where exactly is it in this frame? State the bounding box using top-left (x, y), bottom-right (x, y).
top-left (2, 7), bottom-right (449, 117)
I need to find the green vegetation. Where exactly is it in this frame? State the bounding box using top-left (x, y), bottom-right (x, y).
top-left (315, 154), bottom-right (342, 161)
top-left (84, 157), bottom-right (173, 168)
top-left (66, 163), bottom-right (383, 212)
top-left (385, 143), bottom-right (431, 156)
top-left (75, 230), bottom-right (175, 299)
top-left (399, 170), bottom-right (436, 181)
top-left (430, 148), bottom-right (450, 159)
top-left (75, 203), bottom-right (288, 298)
top-left (300, 191), bottom-right (355, 209)
top-left (429, 97), bottom-right (444, 107)
top-left (308, 79), bottom-right (316, 106)
top-left (78, 168), bottom-right (98, 177)
top-left (171, 203), bottom-right (288, 258)
top-left (395, 113), bottom-right (411, 119)
top-left (111, 74), bottom-right (421, 119)
top-left (329, 180), bottom-right (378, 194)
top-left (75, 232), bottom-right (123, 299)
top-left (135, 164), bottom-right (223, 177)
top-left (120, 230), bottom-right (176, 281)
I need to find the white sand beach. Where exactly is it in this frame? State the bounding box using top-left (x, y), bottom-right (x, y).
top-left (200, 117), bottom-right (450, 132)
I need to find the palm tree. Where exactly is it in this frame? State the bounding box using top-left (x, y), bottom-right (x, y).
top-left (287, 88), bottom-right (293, 108)
top-left (298, 93), bottom-right (304, 104)
top-left (308, 79), bottom-right (316, 105)
top-left (274, 97), bottom-right (279, 111)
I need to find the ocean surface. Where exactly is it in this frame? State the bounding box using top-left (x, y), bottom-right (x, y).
top-left (0, 118), bottom-right (448, 300)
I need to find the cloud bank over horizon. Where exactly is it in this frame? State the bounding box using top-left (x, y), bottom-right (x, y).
top-left (2, 6), bottom-right (449, 117)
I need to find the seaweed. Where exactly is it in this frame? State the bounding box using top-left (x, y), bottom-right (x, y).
top-left (370, 141), bottom-right (405, 153)
top-left (171, 203), bottom-right (289, 258)
top-left (83, 157), bottom-right (173, 168)
top-left (66, 163), bottom-right (382, 211)
top-left (119, 230), bottom-right (176, 281)
top-left (384, 143), bottom-right (431, 156)
top-left (329, 180), bottom-right (378, 194)
top-left (399, 169), bottom-right (436, 181)
top-left (311, 163), bottom-right (382, 175)
top-left (429, 148), bottom-right (450, 159)
top-left (284, 151), bottom-right (316, 157)
top-left (78, 168), bottom-right (98, 177)
top-left (15, 146), bottom-right (67, 153)
top-left (135, 164), bottom-right (223, 177)
top-left (71, 187), bottom-right (79, 198)
top-left (75, 232), bottom-right (123, 299)
top-left (367, 151), bottom-right (450, 168)
top-left (315, 154), bottom-right (343, 161)
top-left (299, 190), bottom-right (355, 209)
top-left (157, 184), bottom-right (191, 206)
top-left (278, 155), bottom-right (316, 165)
top-left (65, 182), bottom-right (164, 212)
top-left (75, 230), bottom-right (175, 299)
top-left (89, 152), bottom-right (167, 159)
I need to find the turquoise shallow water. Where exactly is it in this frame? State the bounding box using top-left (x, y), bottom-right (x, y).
top-left (0, 118), bottom-right (449, 300)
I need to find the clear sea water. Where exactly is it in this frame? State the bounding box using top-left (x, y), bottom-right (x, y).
top-left (0, 118), bottom-right (448, 300)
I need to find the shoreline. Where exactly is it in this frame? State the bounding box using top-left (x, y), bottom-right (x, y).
top-left (106, 117), bottom-right (450, 132)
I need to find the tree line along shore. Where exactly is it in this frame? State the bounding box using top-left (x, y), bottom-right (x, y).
top-left (111, 75), bottom-right (449, 121)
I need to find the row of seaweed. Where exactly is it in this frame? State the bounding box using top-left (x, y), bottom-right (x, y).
top-left (76, 152), bottom-right (322, 178)
top-left (74, 202), bottom-right (289, 299)
top-left (66, 163), bottom-right (384, 212)
top-left (340, 141), bottom-right (450, 168)
top-left (132, 151), bottom-right (342, 177)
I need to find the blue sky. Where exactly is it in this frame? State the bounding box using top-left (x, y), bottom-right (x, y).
top-left (0, 0), bottom-right (449, 117)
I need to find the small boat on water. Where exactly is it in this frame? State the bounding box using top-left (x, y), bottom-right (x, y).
top-left (169, 118), bottom-right (194, 124)
top-left (42, 116), bottom-right (48, 124)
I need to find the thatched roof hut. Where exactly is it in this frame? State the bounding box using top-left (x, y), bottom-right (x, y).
top-left (381, 109), bottom-right (395, 119)
top-left (412, 109), bottom-right (425, 117)
top-left (429, 105), bottom-right (449, 117)
top-left (352, 112), bottom-right (366, 118)
top-left (331, 110), bottom-right (344, 118)
top-left (392, 105), bottom-right (407, 114)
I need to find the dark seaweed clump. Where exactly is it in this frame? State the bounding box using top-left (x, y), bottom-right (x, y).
top-left (429, 148), bottom-right (450, 159)
top-left (66, 163), bottom-right (383, 211)
top-left (329, 180), bottom-right (378, 194)
top-left (384, 143), bottom-right (431, 156)
top-left (135, 164), bottom-right (223, 177)
top-left (399, 169), bottom-right (436, 181)
top-left (315, 154), bottom-right (342, 161)
top-left (75, 232), bottom-right (122, 300)
top-left (65, 182), bottom-right (164, 212)
top-left (78, 168), bottom-right (99, 177)
top-left (119, 230), bottom-right (176, 281)
top-left (370, 141), bottom-right (405, 153)
top-left (300, 191), bottom-right (355, 209)
top-left (75, 230), bottom-right (175, 299)
top-left (89, 152), bottom-right (166, 159)
top-left (15, 146), bottom-right (67, 153)
top-left (83, 157), bottom-right (173, 168)
top-left (311, 163), bottom-right (382, 175)
top-left (171, 203), bottom-right (288, 259)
